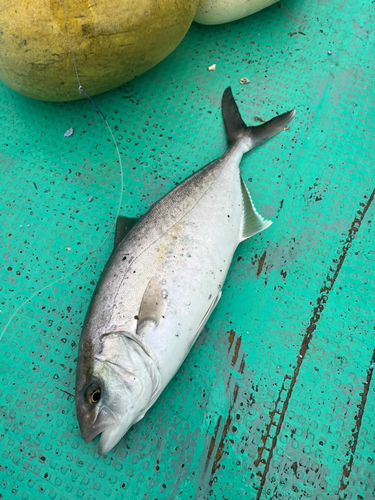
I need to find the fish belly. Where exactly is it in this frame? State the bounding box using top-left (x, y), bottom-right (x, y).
top-left (140, 157), bottom-right (244, 382)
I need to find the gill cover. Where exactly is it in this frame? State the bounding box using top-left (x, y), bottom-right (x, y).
top-left (75, 332), bottom-right (161, 455)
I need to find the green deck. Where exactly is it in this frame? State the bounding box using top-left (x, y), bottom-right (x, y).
top-left (0, 0), bottom-right (374, 498)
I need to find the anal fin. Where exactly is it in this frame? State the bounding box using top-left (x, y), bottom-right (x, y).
top-left (240, 177), bottom-right (272, 241)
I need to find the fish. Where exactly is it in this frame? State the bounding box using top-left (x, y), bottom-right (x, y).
top-left (75, 87), bottom-right (295, 455)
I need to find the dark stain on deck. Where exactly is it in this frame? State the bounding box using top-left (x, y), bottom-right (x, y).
top-left (291, 462), bottom-right (298, 476)
top-left (209, 384), bottom-right (240, 487)
top-left (204, 331), bottom-right (246, 488)
top-left (256, 251), bottom-right (267, 277)
top-left (254, 187), bottom-right (375, 498)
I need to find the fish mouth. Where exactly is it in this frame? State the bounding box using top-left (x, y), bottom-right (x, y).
top-left (80, 405), bottom-right (118, 444)
top-left (98, 421), bottom-right (133, 456)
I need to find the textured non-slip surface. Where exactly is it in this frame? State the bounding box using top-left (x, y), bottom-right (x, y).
top-left (0, 1), bottom-right (374, 499)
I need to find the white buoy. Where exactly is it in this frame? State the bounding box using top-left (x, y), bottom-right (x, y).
top-left (194, 0), bottom-right (279, 25)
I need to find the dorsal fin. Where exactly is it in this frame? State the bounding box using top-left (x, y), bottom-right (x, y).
top-left (136, 276), bottom-right (164, 337)
top-left (240, 178), bottom-right (272, 240)
top-left (114, 215), bottom-right (139, 248)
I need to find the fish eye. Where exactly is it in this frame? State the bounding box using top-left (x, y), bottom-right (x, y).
top-left (85, 384), bottom-right (101, 405)
top-left (91, 389), bottom-right (101, 403)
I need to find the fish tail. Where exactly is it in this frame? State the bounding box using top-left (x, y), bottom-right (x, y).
top-left (221, 87), bottom-right (295, 152)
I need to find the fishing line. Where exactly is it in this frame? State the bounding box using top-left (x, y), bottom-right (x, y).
top-left (60, 0), bottom-right (81, 88)
top-left (0, 2), bottom-right (125, 341)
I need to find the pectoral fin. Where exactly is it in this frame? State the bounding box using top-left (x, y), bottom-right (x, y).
top-left (114, 215), bottom-right (139, 248)
top-left (136, 277), bottom-right (164, 337)
top-left (240, 178), bottom-right (272, 241)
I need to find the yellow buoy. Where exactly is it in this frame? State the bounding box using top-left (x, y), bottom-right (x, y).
top-left (0, 0), bottom-right (199, 101)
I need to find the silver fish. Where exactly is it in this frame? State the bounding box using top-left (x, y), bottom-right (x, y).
top-left (75, 88), bottom-right (295, 455)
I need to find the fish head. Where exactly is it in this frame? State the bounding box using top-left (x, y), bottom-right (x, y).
top-left (75, 332), bottom-right (161, 456)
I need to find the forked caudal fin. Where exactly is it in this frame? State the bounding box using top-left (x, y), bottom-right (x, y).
top-left (222, 87), bottom-right (295, 153)
top-left (220, 87), bottom-right (295, 240)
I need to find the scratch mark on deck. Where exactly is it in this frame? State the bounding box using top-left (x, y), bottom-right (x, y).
top-left (254, 374), bottom-right (291, 468)
top-left (204, 416), bottom-right (222, 473)
top-left (337, 348), bottom-right (375, 497)
top-left (204, 330), bottom-right (246, 487)
top-left (209, 384), bottom-right (239, 487)
top-left (231, 337), bottom-right (241, 366)
top-left (227, 329), bottom-right (235, 353)
top-left (254, 186), bottom-right (375, 499)
top-left (226, 333), bottom-right (243, 390)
